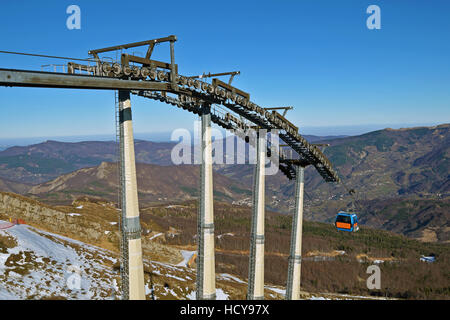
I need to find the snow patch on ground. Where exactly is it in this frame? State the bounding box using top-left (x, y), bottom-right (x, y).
top-left (265, 286), bottom-right (286, 297)
top-left (149, 233), bottom-right (164, 241)
top-left (0, 222), bottom-right (119, 299)
top-left (217, 233), bottom-right (234, 240)
top-left (310, 296), bottom-right (331, 300)
top-left (373, 259), bottom-right (384, 264)
top-left (67, 213), bottom-right (82, 217)
top-left (185, 288), bottom-right (229, 300)
top-left (186, 290), bottom-right (196, 300)
top-left (218, 273), bottom-right (245, 284)
top-left (176, 250), bottom-right (196, 267)
top-left (0, 288), bottom-right (18, 300)
top-left (216, 288), bottom-right (229, 300)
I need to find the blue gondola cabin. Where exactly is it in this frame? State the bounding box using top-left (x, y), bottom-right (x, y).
top-left (335, 212), bottom-right (359, 232)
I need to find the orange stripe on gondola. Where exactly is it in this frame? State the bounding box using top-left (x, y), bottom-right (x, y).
top-left (336, 222), bottom-right (351, 229)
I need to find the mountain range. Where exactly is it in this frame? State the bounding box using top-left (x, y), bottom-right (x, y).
top-left (25, 161), bottom-right (251, 205)
top-left (0, 124), bottom-right (448, 242)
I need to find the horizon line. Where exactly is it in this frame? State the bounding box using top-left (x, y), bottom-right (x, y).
top-left (0, 122), bottom-right (447, 145)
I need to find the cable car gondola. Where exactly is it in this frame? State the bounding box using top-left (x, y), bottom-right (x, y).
top-left (335, 211), bottom-right (359, 232)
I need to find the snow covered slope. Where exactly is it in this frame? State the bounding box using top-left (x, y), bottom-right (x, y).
top-left (0, 221), bottom-right (119, 299)
top-left (0, 221), bottom-right (387, 300)
top-left (0, 221), bottom-right (264, 300)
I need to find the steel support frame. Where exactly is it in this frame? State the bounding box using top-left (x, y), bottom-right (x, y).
top-left (286, 165), bottom-right (305, 300)
top-left (247, 130), bottom-right (266, 300)
top-left (196, 103), bottom-right (216, 300)
top-left (0, 38), bottom-right (344, 303)
top-left (0, 68), bottom-right (172, 91)
top-left (88, 35), bottom-right (177, 56)
top-left (0, 67), bottom-right (339, 182)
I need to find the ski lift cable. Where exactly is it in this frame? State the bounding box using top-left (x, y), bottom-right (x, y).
top-left (0, 50), bottom-right (99, 63)
top-left (340, 171), bottom-right (362, 212)
top-left (336, 172), bottom-right (382, 223)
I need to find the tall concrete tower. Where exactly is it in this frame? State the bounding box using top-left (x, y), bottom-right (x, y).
top-left (118, 90), bottom-right (146, 300)
top-left (247, 131), bottom-right (266, 300)
top-left (196, 104), bottom-right (216, 300)
top-left (286, 165), bottom-right (305, 300)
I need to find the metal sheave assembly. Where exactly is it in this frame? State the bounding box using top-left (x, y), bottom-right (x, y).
top-left (140, 67), bottom-right (150, 78)
top-left (179, 76), bottom-right (187, 85)
top-left (157, 70), bottom-right (167, 81)
top-left (132, 66), bottom-right (140, 78)
top-left (123, 65), bottom-right (132, 76)
top-left (112, 63), bottom-right (122, 76)
top-left (149, 69), bottom-right (157, 80)
top-left (102, 62), bottom-right (112, 74)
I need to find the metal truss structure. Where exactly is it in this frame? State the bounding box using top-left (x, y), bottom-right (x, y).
top-left (0, 35), bottom-right (339, 183)
top-left (0, 36), bottom-right (341, 300)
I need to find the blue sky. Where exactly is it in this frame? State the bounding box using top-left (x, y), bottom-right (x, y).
top-left (0, 0), bottom-right (449, 140)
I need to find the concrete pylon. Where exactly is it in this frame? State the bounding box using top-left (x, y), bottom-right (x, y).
top-left (286, 165), bottom-right (305, 300)
top-left (247, 130), bottom-right (266, 300)
top-left (118, 90), bottom-right (146, 300)
top-left (196, 104), bottom-right (216, 300)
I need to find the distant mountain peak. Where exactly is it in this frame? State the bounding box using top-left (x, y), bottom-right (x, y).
top-left (384, 123), bottom-right (449, 132)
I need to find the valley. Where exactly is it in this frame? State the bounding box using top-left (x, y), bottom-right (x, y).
top-left (0, 123), bottom-right (448, 300)
top-left (0, 192), bottom-right (448, 299)
top-left (0, 124), bottom-right (448, 244)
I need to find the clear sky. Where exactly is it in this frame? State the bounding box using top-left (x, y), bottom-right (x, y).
top-left (0, 0), bottom-right (449, 139)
